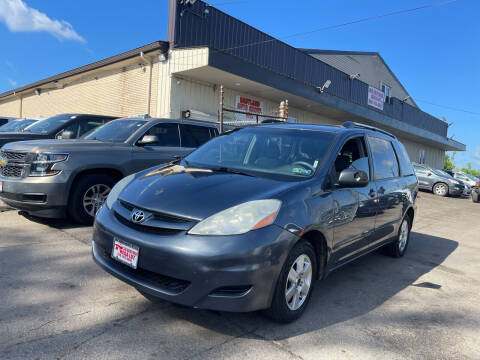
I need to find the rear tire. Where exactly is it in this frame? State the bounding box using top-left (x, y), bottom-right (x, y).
top-left (69, 174), bottom-right (115, 224)
top-left (385, 215), bottom-right (411, 258)
top-left (433, 183), bottom-right (448, 197)
top-left (266, 241), bottom-right (317, 323)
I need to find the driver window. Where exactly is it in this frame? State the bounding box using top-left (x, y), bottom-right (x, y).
top-left (61, 121), bottom-right (79, 138)
top-left (142, 123), bottom-right (180, 147)
top-left (332, 137), bottom-right (370, 184)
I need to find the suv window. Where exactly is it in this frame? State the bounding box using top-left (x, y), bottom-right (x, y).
top-left (368, 136), bottom-right (400, 180)
top-left (331, 137), bottom-right (370, 184)
top-left (181, 125), bottom-right (212, 147)
top-left (143, 123), bottom-right (180, 147)
top-left (394, 141), bottom-right (415, 176)
top-left (78, 118), bottom-right (105, 137)
top-left (61, 120), bottom-right (79, 138)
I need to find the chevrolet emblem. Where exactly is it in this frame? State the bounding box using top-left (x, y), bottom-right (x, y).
top-left (0, 157), bottom-right (6, 167)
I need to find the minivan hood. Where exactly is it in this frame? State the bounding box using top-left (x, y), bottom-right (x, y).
top-left (119, 164), bottom-right (300, 221)
top-left (3, 139), bottom-right (126, 153)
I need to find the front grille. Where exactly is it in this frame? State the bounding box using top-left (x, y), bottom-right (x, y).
top-left (0, 165), bottom-right (23, 178)
top-left (98, 246), bottom-right (190, 294)
top-left (114, 212), bottom-right (182, 235)
top-left (118, 200), bottom-right (192, 223)
top-left (1, 151), bottom-right (27, 162)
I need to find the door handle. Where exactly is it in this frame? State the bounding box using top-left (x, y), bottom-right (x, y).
top-left (369, 189), bottom-right (376, 198)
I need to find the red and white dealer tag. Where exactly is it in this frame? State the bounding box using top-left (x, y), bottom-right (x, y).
top-left (111, 238), bottom-right (139, 269)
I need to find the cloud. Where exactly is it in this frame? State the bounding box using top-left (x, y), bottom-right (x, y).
top-left (8, 79), bottom-right (17, 86)
top-left (0, 0), bottom-right (85, 43)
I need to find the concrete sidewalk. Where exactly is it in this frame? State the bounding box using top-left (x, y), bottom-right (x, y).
top-left (0, 193), bottom-right (479, 360)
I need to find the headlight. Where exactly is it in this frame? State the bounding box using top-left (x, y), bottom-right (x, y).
top-left (188, 199), bottom-right (282, 236)
top-left (106, 174), bottom-right (135, 209)
top-left (29, 152), bottom-right (68, 177)
top-left (450, 179), bottom-right (460, 185)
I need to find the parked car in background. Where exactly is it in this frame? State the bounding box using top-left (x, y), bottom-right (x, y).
top-left (413, 163), bottom-right (464, 197)
top-left (93, 122), bottom-right (418, 323)
top-left (0, 113), bottom-right (117, 147)
top-left (0, 118), bottom-right (41, 133)
top-left (444, 170), bottom-right (480, 188)
top-left (436, 169), bottom-right (471, 196)
top-left (0, 117), bottom-right (18, 127)
top-left (0, 118), bottom-right (219, 224)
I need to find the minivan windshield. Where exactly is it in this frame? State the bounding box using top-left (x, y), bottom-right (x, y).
top-left (24, 114), bottom-right (73, 134)
top-left (184, 127), bottom-right (335, 180)
top-left (0, 119), bottom-right (37, 132)
top-left (83, 119), bottom-right (146, 143)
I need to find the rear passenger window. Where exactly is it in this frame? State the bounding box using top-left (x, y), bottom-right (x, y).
top-left (394, 141), bottom-right (415, 176)
top-left (181, 125), bottom-right (212, 148)
top-left (368, 137), bottom-right (400, 180)
top-left (144, 123), bottom-right (180, 147)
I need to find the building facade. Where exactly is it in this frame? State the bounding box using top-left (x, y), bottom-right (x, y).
top-left (0, 0), bottom-right (465, 169)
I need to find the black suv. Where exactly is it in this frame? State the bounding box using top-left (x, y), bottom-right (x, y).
top-left (93, 121), bottom-right (418, 323)
top-left (0, 113), bottom-right (117, 147)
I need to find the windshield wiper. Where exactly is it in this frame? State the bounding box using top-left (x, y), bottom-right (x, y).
top-left (211, 167), bottom-right (256, 177)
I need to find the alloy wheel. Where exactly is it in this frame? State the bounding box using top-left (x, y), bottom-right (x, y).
top-left (285, 254), bottom-right (313, 311)
top-left (398, 219), bottom-right (409, 253)
top-left (434, 184), bottom-right (448, 196)
top-left (83, 184), bottom-right (111, 216)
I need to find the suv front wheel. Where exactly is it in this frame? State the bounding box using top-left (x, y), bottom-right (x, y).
top-left (70, 174), bottom-right (115, 224)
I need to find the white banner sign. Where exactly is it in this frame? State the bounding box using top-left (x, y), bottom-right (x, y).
top-left (235, 96), bottom-right (264, 123)
top-left (367, 86), bottom-right (385, 111)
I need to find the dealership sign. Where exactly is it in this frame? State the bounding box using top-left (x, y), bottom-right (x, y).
top-left (367, 86), bottom-right (385, 111)
top-left (235, 96), bottom-right (264, 122)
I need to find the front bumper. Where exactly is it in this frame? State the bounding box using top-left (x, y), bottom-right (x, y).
top-left (92, 205), bottom-right (298, 312)
top-left (0, 173), bottom-right (70, 218)
top-left (449, 184), bottom-right (464, 196)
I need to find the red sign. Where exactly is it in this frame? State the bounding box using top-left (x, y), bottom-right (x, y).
top-left (235, 95), bottom-right (264, 122)
top-left (368, 86), bottom-right (385, 111)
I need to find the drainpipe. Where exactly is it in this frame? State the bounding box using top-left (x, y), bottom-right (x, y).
top-left (140, 52), bottom-right (153, 116)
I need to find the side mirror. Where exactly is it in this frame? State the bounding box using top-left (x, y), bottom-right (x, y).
top-left (59, 130), bottom-right (74, 139)
top-left (138, 135), bottom-right (159, 146)
top-left (338, 168), bottom-right (369, 188)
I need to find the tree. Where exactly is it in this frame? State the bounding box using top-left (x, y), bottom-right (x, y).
top-left (444, 152), bottom-right (456, 171)
top-left (461, 163), bottom-right (480, 178)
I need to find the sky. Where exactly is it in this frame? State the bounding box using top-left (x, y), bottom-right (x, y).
top-left (0, 0), bottom-right (479, 168)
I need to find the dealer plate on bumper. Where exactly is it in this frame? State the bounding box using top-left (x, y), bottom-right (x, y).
top-left (111, 238), bottom-right (139, 269)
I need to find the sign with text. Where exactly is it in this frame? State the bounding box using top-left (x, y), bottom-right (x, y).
top-left (235, 96), bottom-right (264, 123)
top-left (367, 86), bottom-right (385, 111)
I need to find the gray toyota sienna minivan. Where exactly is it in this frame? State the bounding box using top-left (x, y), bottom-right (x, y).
top-left (93, 122), bottom-right (418, 323)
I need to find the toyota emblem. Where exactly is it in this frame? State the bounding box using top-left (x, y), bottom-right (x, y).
top-left (131, 209), bottom-right (146, 224)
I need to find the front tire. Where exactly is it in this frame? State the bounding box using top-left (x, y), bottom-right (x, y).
top-left (266, 241), bottom-right (317, 323)
top-left (69, 174), bottom-right (115, 224)
top-left (433, 182), bottom-right (448, 197)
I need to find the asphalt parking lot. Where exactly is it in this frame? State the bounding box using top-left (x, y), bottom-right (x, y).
top-left (1, 193), bottom-right (479, 360)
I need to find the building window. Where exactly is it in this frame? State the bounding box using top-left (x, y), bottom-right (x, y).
top-left (381, 83), bottom-right (391, 102)
top-left (418, 149), bottom-right (425, 164)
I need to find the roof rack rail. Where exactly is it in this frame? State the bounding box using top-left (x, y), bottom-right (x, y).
top-left (342, 121), bottom-right (396, 139)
